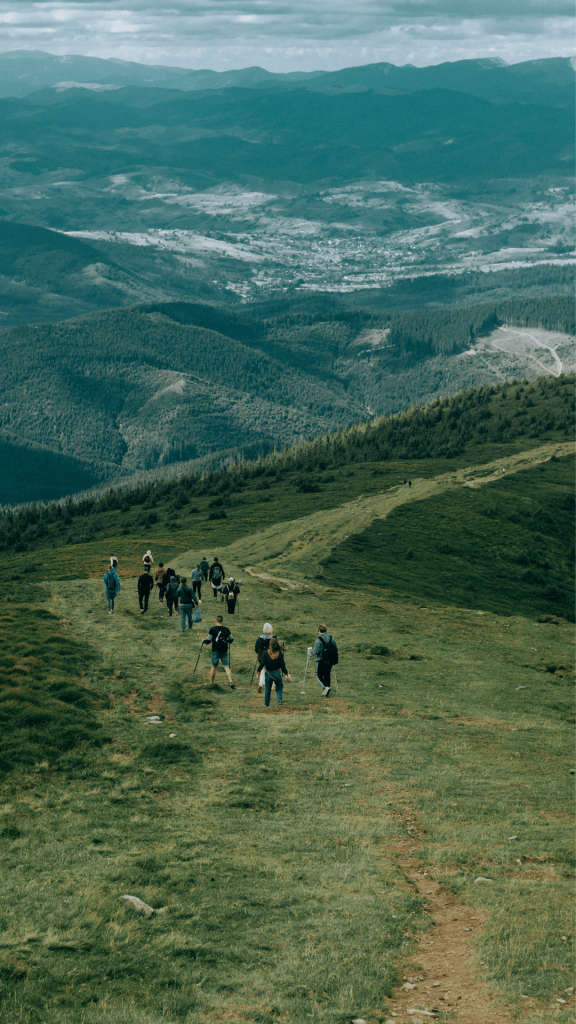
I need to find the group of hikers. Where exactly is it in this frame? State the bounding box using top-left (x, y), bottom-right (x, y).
top-left (102, 550), bottom-right (338, 707)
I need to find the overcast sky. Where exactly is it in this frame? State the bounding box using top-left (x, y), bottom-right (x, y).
top-left (0, 1), bottom-right (573, 72)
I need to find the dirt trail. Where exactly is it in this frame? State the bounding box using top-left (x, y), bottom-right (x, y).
top-left (385, 833), bottom-right (509, 1024)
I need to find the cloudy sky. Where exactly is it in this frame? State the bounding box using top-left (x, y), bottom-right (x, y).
top-left (0, 1), bottom-right (572, 72)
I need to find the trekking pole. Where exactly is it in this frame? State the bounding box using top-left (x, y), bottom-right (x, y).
top-left (333, 669), bottom-right (339, 694)
top-left (192, 641), bottom-right (204, 678)
top-left (250, 658), bottom-right (258, 686)
top-left (301, 648), bottom-right (312, 694)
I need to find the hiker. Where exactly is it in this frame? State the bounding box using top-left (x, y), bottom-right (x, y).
top-left (254, 622), bottom-right (276, 690)
top-left (209, 557), bottom-right (224, 601)
top-left (408, 480), bottom-right (412, 488)
top-left (257, 638), bottom-right (291, 707)
top-left (202, 615), bottom-right (234, 688)
top-left (165, 570), bottom-right (180, 617)
top-left (177, 576), bottom-right (198, 633)
top-left (137, 567), bottom-right (154, 614)
top-left (311, 624), bottom-right (339, 698)
top-left (104, 564), bottom-right (121, 614)
top-left (154, 562), bottom-right (166, 602)
top-left (142, 549), bottom-right (154, 570)
top-left (199, 557), bottom-right (210, 582)
top-left (223, 577), bottom-right (240, 615)
top-left (191, 563), bottom-right (203, 603)
top-left (110, 555), bottom-right (119, 568)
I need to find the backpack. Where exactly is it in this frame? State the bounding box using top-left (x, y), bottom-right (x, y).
top-left (168, 576), bottom-right (179, 596)
top-left (104, 571), bottom-right (116, 590)
top-left (319, 635), bottom-right (338, 666)
top-left (214, 629), bottom-right (229, 654)
top-left (212, 563), bottom-right (223, 583)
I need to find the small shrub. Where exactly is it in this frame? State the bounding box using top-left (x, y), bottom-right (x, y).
top-left (369, 645), bottom-right (391, 656)
top-left (1, 825), bottom-right (21, 840)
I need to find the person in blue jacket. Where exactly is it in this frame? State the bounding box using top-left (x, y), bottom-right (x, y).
top-left (104, 564), bottom-right (121, 614)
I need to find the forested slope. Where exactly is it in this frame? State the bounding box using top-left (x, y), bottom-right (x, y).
top-left (0, 295), bottom-right (572, 503)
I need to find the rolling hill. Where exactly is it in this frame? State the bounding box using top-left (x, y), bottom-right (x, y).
top-left (0, 371), bottom-right (573, 1023)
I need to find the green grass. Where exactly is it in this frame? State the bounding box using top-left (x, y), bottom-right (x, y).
top-left (0, 597), bottom-right (108, 773)
top-left (0, 431), bottom-right (574, 1023)
top-left (322, 454), bottom-right (575, 622)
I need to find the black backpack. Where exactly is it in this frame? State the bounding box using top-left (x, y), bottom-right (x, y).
top-left (319, 635), bottom-right (338, 666)
top-left (168, 576), bottom-right (179, 596)
top-left (214, 629), bottom-right (229, 654)
top-left (104, 571), bottom-right (116, 590)
top-left (212, 564), bottom-right (223, 583)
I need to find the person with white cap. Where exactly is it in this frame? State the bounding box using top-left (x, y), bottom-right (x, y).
top-left (254, 622), bottom-right (277, 690)
top-left (142, 549), bottom-right (154, 570)
top-left (223, 576), bottom-right (240, 615)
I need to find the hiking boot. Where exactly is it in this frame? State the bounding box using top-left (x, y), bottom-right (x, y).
top-left (230, 683), bottom-right (235, 689)
top-left (323, 687), bottom-right (330, 697)
top-left (140, 609), bottom-right (145, 614)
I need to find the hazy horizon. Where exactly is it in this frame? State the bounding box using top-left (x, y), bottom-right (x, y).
top-left (0, 46), bottom-right (572, 75)
top-left (0, 0), bottom-right (572, 74)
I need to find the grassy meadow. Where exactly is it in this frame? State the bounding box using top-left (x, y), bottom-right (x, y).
top-left (0, 388), bottom-right (574, 1023)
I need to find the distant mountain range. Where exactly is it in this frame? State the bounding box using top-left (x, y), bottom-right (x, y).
top-left (0, 50), bottom-right (573, 107)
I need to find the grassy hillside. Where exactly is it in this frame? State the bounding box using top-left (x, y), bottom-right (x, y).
top-left (322, 454), bottom-right (575, 622)
top-left (0, 413), bottom-right (573, 1021)
top-left (0, 297), bottom-right (573, 503)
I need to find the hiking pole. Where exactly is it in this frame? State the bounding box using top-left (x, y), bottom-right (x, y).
top-left (192, 641), bottom-right (205, 678)
top-left (250, 658), bottom-right (258, 686)
top-left (301, 648), bottom-right (312, 694)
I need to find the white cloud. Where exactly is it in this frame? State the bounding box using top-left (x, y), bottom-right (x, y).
top-left (0, 1), bottom-right (571, 70)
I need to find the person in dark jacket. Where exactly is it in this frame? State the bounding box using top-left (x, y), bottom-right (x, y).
top-left (191, 564), bottom-right (203, 603)
top-left (177, 576), bottom-right (198, 632)
top-left (257, 638), bottom-right (291, 707)
top-left (209, 558), bottom-right (224, 601)
top-left (199, 557), bottom-right (210, 582)
top-left (254, 622), bottom-right (278, 690)
top-left (165, 570), bottom-right (179, 617)
top-left (223, 577), bottom-right (240, 614)
top-left (311, 624), bottom-right (339, 698)
top-left (104, 565), bottom-right (121, 614)
top-left (138, 568), bottom-right (154, 614)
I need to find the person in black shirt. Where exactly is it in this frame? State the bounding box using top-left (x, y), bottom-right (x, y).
top-left (257, 638), bottom-right (291, 707)
top-left (137, 568), bottom-right (154, 614)
top-left (202, 615), bottom-right (234, 688)
top-left (199, 557), bottom-right (210, 582)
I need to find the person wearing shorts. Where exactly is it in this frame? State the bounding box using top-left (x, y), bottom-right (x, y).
top-left (203, 615), bottom-right (234, 688)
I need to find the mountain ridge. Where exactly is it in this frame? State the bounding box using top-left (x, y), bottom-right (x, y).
top-left (0, 51), bottom-right (573, 107)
